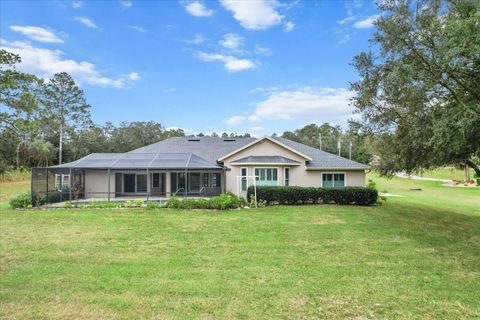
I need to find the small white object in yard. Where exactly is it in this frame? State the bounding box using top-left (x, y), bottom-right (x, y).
top-left (379, 192), bottom-right (403, 197)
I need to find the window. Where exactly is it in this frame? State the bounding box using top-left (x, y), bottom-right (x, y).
top-left (55, 174), bottom-right (70, 189)
top-left (241, 168), bottom-right (247, 191)
top-left (136, 174), bottom-right (147, 192)
top-left (322, 173), bottom-right (345, 188)
top-left (255, 168), bottom-right (278, 186)
top-left (284, 168), bottom-right (290, 186)
top-left (212, 173), bottom-right (221, 187)
top-left (152, 173), bottom-right (160, 188)
top-left (203, 173), bottom-right (209, 187)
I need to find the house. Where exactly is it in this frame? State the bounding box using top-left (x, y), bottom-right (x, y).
top-left (31, 136), bottom-right (370, 203)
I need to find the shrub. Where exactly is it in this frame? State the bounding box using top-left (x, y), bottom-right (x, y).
top-left (164, 196), bottom-right (182, 208)
top-left (146, 201), bottom-right (162, 210)
top-left (9, 192), bottom-right (32, 209)
top-left (0, 168), bottom-right (30, 182)
top-left (87, 201), bottom-right (122, 209)
top-left (247, 186), bottom-right (378, 206)
top-left (163, 193), bottom-right (244, 210)
top-left (64, 201), bottom-right (73, 209)
top-left (133, 199), bottom-right (144, 207)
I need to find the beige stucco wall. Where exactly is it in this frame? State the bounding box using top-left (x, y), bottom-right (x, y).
top-left (222, 139), bottom-right (366, 195)
top-left (84, 170), bottom-right (115, 198)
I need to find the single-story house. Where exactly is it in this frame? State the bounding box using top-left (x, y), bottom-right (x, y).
top-left (31, 136), bottom-right (370, 203)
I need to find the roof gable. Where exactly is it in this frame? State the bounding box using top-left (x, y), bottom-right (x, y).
top-left (217, 136), bottom-right (312, 162)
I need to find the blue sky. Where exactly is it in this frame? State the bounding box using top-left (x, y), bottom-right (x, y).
top-left (1, 0), bottom-right (380, 136)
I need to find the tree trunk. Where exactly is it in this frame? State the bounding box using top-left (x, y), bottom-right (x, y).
top-left (465, 159), bottom-right (480, 177)
top-left (59, 104), bottom-right (63, 165)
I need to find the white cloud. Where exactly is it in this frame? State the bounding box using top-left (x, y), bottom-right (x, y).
top-left (247, 87), bottom-right (354, 123)
top-left (225, 115), bottom-right (246, 126)
top-left (283, 21), bottom-right (295, 32)
top-left (74, 17), bottom-right (98, 29)
top-left (72, 1), bottom-right (83, 9)
top-left (129, 25), bottom-right (147, 33)
top-left (197, 52), bottom-right (256, 72)
top-left (120, 0), bottom-right (132, 9)
top-left (128, 72), bottom-right (140, 81)
top-left (353, 14), bottom-right (380, 29)
top-left (0, 39), bottom-right (138, 88)
top-left (166, 126), bottom-right (194, 135)
top-left (220, 0), bottom-right (284, 30)
top-left (219, 33), bottom-right (245, 51)
top-left (184, 1), bottom-right (214, 17)
top-left (337, 15), bottom-right (355, 25)
top-left (10, 25), bottom-right (64, 43)
top-left (254, 45), bottom-right (272, 56)
top-left (187, 33), bottom-right (206, 44)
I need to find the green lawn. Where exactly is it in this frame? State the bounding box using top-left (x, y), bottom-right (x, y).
top-left (416, 167), bottom-right (476, 181)
top-left (0, 180), bottom-right (29, 209)
top-left (1, 178), bottom-right (479, 319)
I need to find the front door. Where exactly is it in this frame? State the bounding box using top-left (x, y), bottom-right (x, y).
top-left (123, 174), bottom-right (136, 193)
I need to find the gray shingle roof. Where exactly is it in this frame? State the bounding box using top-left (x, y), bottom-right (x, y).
top-left (50, 136), bottom-right (369, 170)
top-left (272, 136), bottom-right (370, 169)
top-left (129, 137), bottom-right (256, 163)
top-left (231, 155), bottom-right (300, 164)
top-left (51, 152), bottom-right (221, 169)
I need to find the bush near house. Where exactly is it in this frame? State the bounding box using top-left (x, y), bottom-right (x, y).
top-left (9, 192), bottom-right (32, 209)
top-left (164, 192), bottom-right (245, 210)
top-left (247, 186), bottom-right (378, 206)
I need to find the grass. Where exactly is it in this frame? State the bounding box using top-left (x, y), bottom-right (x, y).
top-left (0, 169), bottom-right (30, 182)
top-left (0, 180), bottom-right (29, 209)
top-left (1, 176), bottom-right (479, 319)
top-left (417, 167), bottom-right (476, 181)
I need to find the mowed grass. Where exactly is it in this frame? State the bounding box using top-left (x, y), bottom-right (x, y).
top-left (419, 167), bottom-right (476, 181)
top-left (1, 178), bottom-right (479, 319)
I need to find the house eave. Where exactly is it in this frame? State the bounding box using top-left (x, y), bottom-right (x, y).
top-left (229, 162), bottom-right (301, 166)
top-left (305, 167), bottom-right (370, 171)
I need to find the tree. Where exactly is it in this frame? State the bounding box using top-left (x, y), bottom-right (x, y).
top-left (42, 72), bottom-right (91, 164)
top-left (351, 0), bottom-right (480, 176)
top-left (1, 49), bottom-right (44, 168)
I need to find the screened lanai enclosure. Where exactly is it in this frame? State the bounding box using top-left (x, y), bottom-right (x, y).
top-left (31, 153), bottom-right (226, 204)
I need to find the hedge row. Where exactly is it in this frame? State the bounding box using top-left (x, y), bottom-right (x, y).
top-left (164, 192), bottom-right (245, 210)
top-left (247, 186), bottom-right (378, 206)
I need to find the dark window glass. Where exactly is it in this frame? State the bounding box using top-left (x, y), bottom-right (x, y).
top-left (136, 174), bottom-right (147, 192)
top-left (212, 173), bottom-right (221, 187)
top-left (153, 173), bottom-right (160, 188)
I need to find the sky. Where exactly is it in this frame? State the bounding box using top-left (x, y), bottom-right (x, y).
top-left (0, 0), bottom-right (380, 136)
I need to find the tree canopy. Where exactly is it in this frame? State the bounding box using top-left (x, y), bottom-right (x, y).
top-left (351, 0), bottom-right (480, 175)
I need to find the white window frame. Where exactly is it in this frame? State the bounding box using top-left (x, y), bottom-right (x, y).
top-left (284, 167), bottom-right (290, 186)
top-left (254, 167), bottom-right (279, 186)
top-left (240, 167), bottom-right (248, 191)
top-left (55, 174), bottom-right (70, 190)
top-left (320, 172), bottom-right (347, 188)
